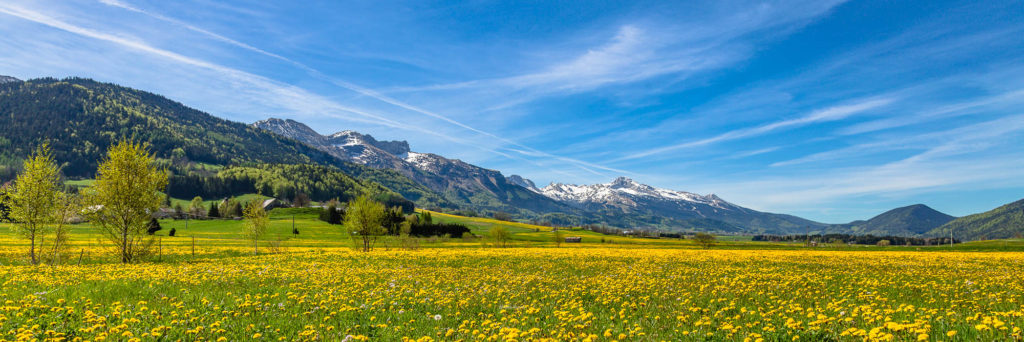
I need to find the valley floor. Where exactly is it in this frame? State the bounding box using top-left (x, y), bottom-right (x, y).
top-left (2, 248), bottom-right (1024, 341)
top-left (1, 210), bottom-right (1023, 341)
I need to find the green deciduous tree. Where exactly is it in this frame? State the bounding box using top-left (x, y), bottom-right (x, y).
top-left (243, 200), bottom-right (269, 255)
top-left (4, 143), bottom-right (63, 264)
top-left (344, 195), bottom-right (386, 252)
top-left (491, 225), bottom-right (511, 248)
top-left (83, 140), bottom-right (168, 263)
top-left (189, 196), bottom-right (205, 217)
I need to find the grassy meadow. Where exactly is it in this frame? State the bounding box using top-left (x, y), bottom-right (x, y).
top-left (1, 206), bottom-right (1024, 341)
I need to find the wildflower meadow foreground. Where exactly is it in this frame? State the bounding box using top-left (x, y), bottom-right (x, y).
top-left (2, 248), bottom-right (1023, 341)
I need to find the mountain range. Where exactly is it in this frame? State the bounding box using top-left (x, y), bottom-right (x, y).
top-left (253, 118), bottom-right (577, 219)
top-left (254, 118), bottom-right (827, 233)
top-left (2, 75), bottom-right (1020, 238)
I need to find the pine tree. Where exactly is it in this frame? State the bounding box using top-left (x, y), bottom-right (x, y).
top-left (207, 202), bottom-right (220, 218)
top-left (146, 218), bottom-right (162, 235)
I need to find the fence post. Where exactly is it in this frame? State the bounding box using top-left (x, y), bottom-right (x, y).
top-left (77, 249), bottom-right (84, 265)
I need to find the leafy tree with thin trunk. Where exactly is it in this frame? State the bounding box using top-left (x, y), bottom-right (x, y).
top-left (344, 195), bottom-right (386, 252)
top-left (553, 229), bottom-right (565, 247)
top-left (491, 225), bottom-right (511, 248)
top-left (293, 192), bottom-right (310, 208)
top-left (693, 232), bottom-right (716, 249)
top-left (4, 143), bottom-right (62, 265)
top-left (243, 200), bottom-right (268, 255)
top-left (83, 140), bottom-right (168, 263)
top-left (189, 196), bottom-right (205, 217)
top-left (46, 192), bottom-right (80, 264)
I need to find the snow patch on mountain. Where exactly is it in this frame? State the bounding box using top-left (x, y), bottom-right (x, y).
top-left (506, 175), bottom-right (541, 193)
top-left (0, 75), bottom-right (21, 84)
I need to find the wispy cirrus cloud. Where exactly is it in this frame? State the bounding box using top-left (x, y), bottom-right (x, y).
top-left (92, 0), bottom-right (627, 177)
top-left (388, 0), bottom-right (848, 107)
top-left (611, 97), bottom-right (894, 162)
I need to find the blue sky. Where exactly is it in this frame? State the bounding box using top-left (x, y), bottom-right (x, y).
top-left (1, 0), bottom-right (1022, 223)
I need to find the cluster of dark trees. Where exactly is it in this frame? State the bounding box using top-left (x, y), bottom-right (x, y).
top-left (317, 207), bottom-right (469, 238)
top-left (167, 174), bottom-right (257, 199)
top-left (752, 234), bottom-right (960, 245)
top-left (409, 223), bottom-right (471, 238)
top-left (319, 204), bottom-right (343, 225)
top-left (0, 189), bottom-right (9, 222)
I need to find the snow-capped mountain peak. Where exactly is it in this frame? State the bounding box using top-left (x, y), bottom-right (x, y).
top-left (541, 177), bottom-right (736, 210)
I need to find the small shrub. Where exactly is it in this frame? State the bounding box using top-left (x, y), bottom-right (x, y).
top-left (146, 218), bottom-right (162, 235)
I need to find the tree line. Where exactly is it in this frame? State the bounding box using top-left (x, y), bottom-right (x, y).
top-left (752, 234), bottom-right (960, 246)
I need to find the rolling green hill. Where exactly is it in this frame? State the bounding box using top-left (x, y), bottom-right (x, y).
top-left (929, 199), bottom-right (1024, 240)
top-left (825, 204), bottom-right (955, 236)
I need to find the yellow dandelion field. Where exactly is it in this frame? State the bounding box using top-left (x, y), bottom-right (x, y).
top-left (2, 248), bottom-right (1023, 341)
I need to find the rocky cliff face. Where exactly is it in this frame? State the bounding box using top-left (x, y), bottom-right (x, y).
top-left (254, 118), bottom-right (573, 215)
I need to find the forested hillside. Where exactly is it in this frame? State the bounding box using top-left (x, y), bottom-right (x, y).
top-left (824, 204), bottom-right (956, 236)
top-left (0, 77), bottom-right (447, 210)
top-left (0, 77), bottom-right (340, 178)
top-left (929, 199), bottom-right (1024, 240)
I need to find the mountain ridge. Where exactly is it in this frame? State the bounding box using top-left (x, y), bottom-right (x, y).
top-left (537, 176), bottom-right (826, 234)
top-left (253, 118), bottom-right (580, 219)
